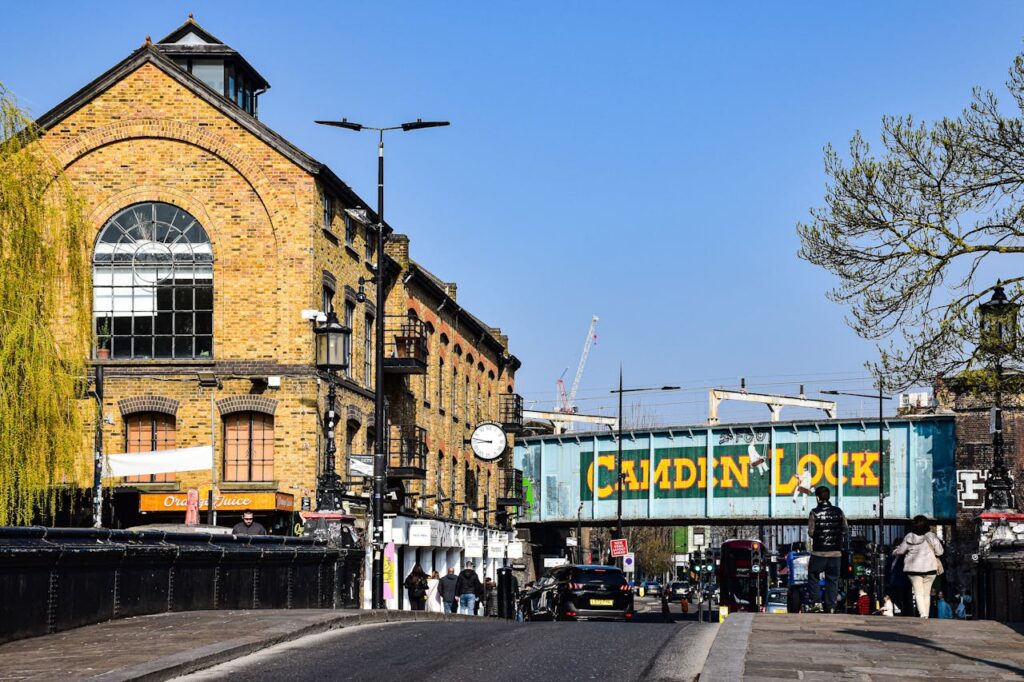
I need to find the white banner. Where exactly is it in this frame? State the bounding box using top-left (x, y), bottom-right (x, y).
top-left (408, 522), bottom-right (432, 547)
top-left (506, 541), bottom-right (524, 560)
top-left (465, 540), bottom-right (484, 558)
top-left (104, 446), bottom-right (213, 477)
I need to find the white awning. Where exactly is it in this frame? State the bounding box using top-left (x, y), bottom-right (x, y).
top-left (103, 445), bottom-right (213, 477)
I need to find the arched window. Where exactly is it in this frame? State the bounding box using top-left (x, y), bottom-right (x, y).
top-left (224, 412), bottom-right (274, 482)
top-left (93, 202), bottom-right (213, 360)
top-left (125, 412), bottom-right (176, 483)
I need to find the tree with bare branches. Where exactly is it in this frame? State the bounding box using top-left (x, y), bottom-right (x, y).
top-left (799, 53), bottom-right (1024, 389)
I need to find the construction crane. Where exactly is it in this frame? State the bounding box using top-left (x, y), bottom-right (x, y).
top-left (556, 315), bottom-right (600, 414)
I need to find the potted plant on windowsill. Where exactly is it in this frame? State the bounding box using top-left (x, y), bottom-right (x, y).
top-left (96, 320), bottom-right (110, 360)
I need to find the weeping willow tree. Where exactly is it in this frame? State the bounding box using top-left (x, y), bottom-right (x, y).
top-left (0, 85), bottom-right (91, 525)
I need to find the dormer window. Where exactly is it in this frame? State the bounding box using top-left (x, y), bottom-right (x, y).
top-left (156, 15), bottom-right (268, 118)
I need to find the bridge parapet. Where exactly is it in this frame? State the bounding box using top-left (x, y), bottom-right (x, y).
top-left (513, 415), bottom-right (956, 525)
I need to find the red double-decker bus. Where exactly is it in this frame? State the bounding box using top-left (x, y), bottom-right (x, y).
top-left (717, 539), bottom-right (769, 613)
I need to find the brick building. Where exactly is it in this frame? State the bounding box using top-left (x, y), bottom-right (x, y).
top-left (32, 16), bottom-right (523, 593)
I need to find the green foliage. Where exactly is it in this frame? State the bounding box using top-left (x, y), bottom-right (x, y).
top-left (798, 52), bottom-right (1024, 389)
top-left (0, 85), bottom-right (91, 525)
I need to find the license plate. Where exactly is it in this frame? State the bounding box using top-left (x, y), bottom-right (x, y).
top-left (590, 599), bottom-right (613, 606)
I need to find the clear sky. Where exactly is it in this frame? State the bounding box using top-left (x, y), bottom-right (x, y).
top-left (4, 2), bottom-right (1024, 425)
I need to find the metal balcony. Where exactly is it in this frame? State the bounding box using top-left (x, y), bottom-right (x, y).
top-left (387, 424), bottom-right (427, 480)
top-left (382, 316), bottom-right (428, 374)
top-left (500, 393), bottom-right (524, 433)
top-left (497, 467), bottom-right (524, 507)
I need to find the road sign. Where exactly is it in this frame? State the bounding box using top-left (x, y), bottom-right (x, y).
top-left (610, 538), bottom-right (629, 557)
top-left (623, 552), bottom-right (635, 573)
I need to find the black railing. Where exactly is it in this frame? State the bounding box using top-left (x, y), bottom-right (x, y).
top-left (388, 424), bottom-right (427, 479)
top-left (497, 467), bottom-right (524, 507)
top-left (500, 393), bottom-right (524, 433)
top-left (382, 316), bottom-right (428, 374)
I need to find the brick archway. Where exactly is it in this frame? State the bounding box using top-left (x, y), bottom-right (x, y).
top-left (216, 395), bottom-right (278, 417)
top-left (118, 395), bottom-right (179, 417)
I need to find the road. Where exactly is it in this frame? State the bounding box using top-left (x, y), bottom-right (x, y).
top-left (177, 597), bottom-right (719, 682)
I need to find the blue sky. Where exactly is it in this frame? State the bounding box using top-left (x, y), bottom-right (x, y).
top-left (4, 2), bottom-right (1024, 425)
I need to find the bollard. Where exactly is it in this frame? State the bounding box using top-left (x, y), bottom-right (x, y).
top-left (497, 567), bottom-right (515, 619)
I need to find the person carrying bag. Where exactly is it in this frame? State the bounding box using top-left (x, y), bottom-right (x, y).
top-left (892, 515), bottom-right (944, 618)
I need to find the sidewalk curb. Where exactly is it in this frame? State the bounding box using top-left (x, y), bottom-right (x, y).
top-left (89, 611), bottom-right (475, 682)
top-left (698, 613), bottom-right (752, 681)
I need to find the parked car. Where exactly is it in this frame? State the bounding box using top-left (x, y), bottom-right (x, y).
top-left (667, 581), bottom-right (691, 599)
top-left (766, 587), bottom-right (788, 614)
top-left (642, 580), bottom-right (663, 596)
top-left (520, 565), bottom-right (634, 622)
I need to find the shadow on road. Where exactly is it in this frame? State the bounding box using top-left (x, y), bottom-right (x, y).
top-left (836, 628), bottom-right (1024, 677)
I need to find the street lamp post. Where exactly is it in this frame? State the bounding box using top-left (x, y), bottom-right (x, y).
top-left (315, 117), bottom-right (448, 609)
top-left (609, 368), bottom-right (680, 559)
top-left (822, 386), bottom-right (891, 608)
top-left (577, 502), bottom-right (584, 564)
top-left (314, 310), bottom-right (351, 512)
top-left (978, 282), bottom-right (1019, 512)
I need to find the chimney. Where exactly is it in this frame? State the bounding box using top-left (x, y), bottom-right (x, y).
top-left (445, 282), bottom-right (457, 301)
top-left (385, 233), bottom-right (410, 268)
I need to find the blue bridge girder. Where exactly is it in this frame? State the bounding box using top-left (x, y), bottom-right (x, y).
top-left (513, 415), bottom-right (956, 525)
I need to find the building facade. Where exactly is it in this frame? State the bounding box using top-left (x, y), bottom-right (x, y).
top-left (33, 16), bottom-right (523, 600)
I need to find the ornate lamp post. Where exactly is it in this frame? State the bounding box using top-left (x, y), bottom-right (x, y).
top-left (315, 310), bottom-right (351, 511)
top-left (979, 282), bottom-right (1019, 512)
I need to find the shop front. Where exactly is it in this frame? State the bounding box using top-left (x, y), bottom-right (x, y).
top-left (370, 515), bottom-right (515, 610)
top-left (137, 489), bottom-right (296, 534)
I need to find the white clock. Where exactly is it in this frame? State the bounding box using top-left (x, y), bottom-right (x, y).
top-left (470, 421), bottom-right (508, 461)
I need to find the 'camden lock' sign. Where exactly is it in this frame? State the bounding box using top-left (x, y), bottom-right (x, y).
top-left (578, 440), bottom-right (890, 501)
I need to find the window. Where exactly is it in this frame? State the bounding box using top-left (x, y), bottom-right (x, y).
top-left (438, 358), bottom-right (445, 409)
top-left (322, 193), bottom-right (333, 232)
top-left (450, 457), bottom-right (456, 516)
top-left (323, 282), bottom-right (335, 314)
top-left (224, 412), bottom-right (274, 482)
top-left (191, 59), bottom-right (224, 94)
top-left (465, 376), bottom-right (470, 424)
top-left (125, 413), bottom-right (176, 483)
top-left (364, 314), bottom-right (373, 388)
top-left (345, 213), bottom-right (355, 247)
top-left (343, 301), bottom-right (355, 377)
top-left (451, 367), bottom-right (458, 419)
top-left (436, 452), bottom-right (444, 504)
top-left (365, 226), bottom-right (376, 261)
top-left (93, 202), bottom-right (213, 360)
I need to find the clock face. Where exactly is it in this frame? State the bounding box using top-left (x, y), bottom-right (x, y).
top-left (471, 422), bottom-right (507, 461)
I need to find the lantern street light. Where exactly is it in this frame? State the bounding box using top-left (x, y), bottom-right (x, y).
top-left (314, 310), bottom-right (351, 512)
top-left (978, 281), bottom-right (1019, 512)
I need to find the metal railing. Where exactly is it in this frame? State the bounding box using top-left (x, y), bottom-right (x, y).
top-left (497, 467), bottom-right (524, 507)
top-left (387, 424), bottom-right (427, 478)
top-left (500, 393), bottom-right (524, 433)
top-left (382, 316), bottom-right (428, 374)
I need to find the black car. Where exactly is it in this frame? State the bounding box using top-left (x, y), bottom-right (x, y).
top-left (522, 564), bottom-right (634, 621)
top-left (667, 581), bottom-right (691, 598)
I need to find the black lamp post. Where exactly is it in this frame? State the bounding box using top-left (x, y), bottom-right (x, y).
top-left (315, 117), bottom-right (448, 609)
top-left (822, 386), bottom-right (891, 609)
top-left (315, 310), bottom-right (350, 512)
top-left (978, 281), bottom-right (1019, 512)
top-left (609, 367), bottom-right (679, 556)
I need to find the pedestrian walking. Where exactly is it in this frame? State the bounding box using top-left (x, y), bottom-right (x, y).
top-left (231, 509), bottom-right (267, 536)
top-left (807, 486), bottom-right (847, 612)
top-left (438, 567), bottom-right (459, 614)
top-left (404, 563), bottom-right (428, 611)
top-left (856, 588), bottom-right (871, 615)
top-left (892, 515), bottom-right (944, 619)
top-left (878, 594), bottom-right (901, 617)
top-left (660, 589), bottom-right (673, 623)
top-left (484, 577), bottom-right (498, 616)
top-left (679, 594), bottom-right (690, 616)
top-left (425, 570), bottom-right (443, 613)
top-left (936, 591), bottom-right (953, 619)
top-left (455, 560), bottom-right (482, 615)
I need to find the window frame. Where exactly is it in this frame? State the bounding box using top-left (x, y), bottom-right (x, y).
top-left (223, 411), bottom-right (275, 483)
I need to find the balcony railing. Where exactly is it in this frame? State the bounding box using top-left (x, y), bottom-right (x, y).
top-left (382, 316), bottom-right (428, 374)
top-left (387, 424), bottom-right (427, 480)
top-left (497, 467), bottom-right (524, 507)
top-left (500, 393), bottom-right (524, 433)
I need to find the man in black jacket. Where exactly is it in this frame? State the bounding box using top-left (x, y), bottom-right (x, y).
top-left (454, 560), bottom-right (482, 615)
top-left (438, 567), bottom-right (459, 614)
top-left (807, 486), bottom-right (848, 612)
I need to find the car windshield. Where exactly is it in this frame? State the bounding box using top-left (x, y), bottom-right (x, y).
top-left (574, 568), bottom-right (626, 586)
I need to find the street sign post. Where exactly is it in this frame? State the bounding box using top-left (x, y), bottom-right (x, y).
top-left (610, 538), bottom-right (629, 557)
top-left (623, 552), bottom-right (635, 573)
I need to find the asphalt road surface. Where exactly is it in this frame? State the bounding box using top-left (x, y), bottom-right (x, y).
top-left (178, 598), bottom-right (719, 682)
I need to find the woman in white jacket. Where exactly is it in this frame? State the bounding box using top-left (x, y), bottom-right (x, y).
top-left (893, 515), bottom-right (944, 618)
top-left (425, 570), bottom-right (443, 613)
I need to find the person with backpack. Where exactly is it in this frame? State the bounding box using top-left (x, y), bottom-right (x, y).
top-left (454, 560), bottom-right (483, 615)
top-left (404, 563), bottom-right (428, 611)
top-left (807, 486), bottom-right (848, 612)
top-left (893, 515), bottom-right (944, 618)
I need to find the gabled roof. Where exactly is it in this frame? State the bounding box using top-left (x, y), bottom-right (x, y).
top-left (34, 43), bottom-right (379, 227)
top-left (155, 14), bottom-right (269, 91)
top-left (158, 14), bottom-right (224, 45)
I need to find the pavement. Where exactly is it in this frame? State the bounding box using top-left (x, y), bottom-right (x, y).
top-left (702, 612), bottom-right (1024, 681)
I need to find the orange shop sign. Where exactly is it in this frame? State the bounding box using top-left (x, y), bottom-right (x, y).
top-left (140, 491), bottom-right (294, 512)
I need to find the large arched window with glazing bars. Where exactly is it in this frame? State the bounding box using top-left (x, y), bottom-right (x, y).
top-left (93, 202), bottom-right (213, 360)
